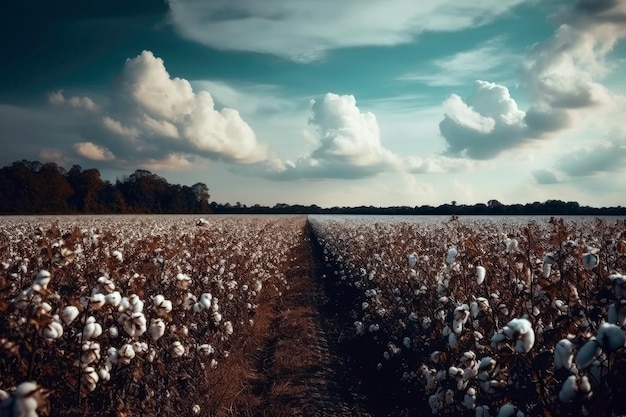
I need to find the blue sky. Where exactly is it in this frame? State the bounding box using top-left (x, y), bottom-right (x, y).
top-left (1, 0), bottom-right (625, 207)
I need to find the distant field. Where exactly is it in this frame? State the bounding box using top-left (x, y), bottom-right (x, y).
top-left (1, 215), bottom-right (626, 416)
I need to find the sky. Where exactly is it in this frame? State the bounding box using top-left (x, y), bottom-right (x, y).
top-left (1, 0), bottom-right (625, 208)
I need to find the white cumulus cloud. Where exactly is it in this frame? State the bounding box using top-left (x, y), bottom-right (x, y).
top-left (50, 51), bottom-right (268, 168)
top-left (271, 93), bottom-right (401, 179)
top-left (73, 142), bottom-right (115, 161)
top-left (438, 81), bottom-right (550, 159)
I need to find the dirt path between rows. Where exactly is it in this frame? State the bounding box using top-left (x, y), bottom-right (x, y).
top-left (206, 219), bottom-right (376, 416)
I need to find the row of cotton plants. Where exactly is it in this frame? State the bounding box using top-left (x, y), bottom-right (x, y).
top-left (309, 216), bottom-right (626, 416)
top-left (0, 215), bottom-right (305, 417)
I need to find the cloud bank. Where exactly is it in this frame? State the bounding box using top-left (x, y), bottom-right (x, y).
top-left (166, 0), bottom-right (531, 62)
top-left (438, 0), bottom-right (626, 161)
top-left (50, 51), bottom-right (268, 169)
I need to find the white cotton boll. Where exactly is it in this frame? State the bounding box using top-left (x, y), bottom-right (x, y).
top-left (83, 316), bottom-right (102, 340)
top-left (118, 344), bottom-right (135, 365)
top-left (213, 312), bottom-right (222, 323)
top-left (582, 253), bottom-right (599, 271)
top-left (98, 366), bottom-right (110, 382)
top-left (476, 266), bottom-right (486, 285)
top-left (403, 337), bottom-right (411, 348)
top-left (383, 351), bottom-right (390, 360)
top-left (193, 302), bottom-right (204, 313)
top-left (559, 375), bottom-right (578, 403)
top-left (362, 301), bottom-right (369, 310)
top-left (576, 338), bottom-right (601, 369)
top-left (464, 387), bottom-right (476, 410)
top-left (90, 293), bottom-right (106, 310)
top-left (446, 248), bottom-right (458, 265)
top-left (408, 253), bottom-right (418, 268)
top-left (81, 366), bottom-right (99, 394)
top-left (97, 276), bottom-right (115, 293)
top-left (105, 291), bottom-right (122, 307)
top-left (34, 269), bottom-right (51, 288)
top-left (61, 305), bottom-right (79, 325)
top-left (448, 366), bottom-right (462, 376)
top-left (197, 344), bottom-right (214, 355)
top-left (108, 347), bottom-right (118, 363)
top-left (171, 341), bottom-right (185, 358)
top-left (112, 250), bottom-right (123, 262)
top-left (41, 320), bottom-right (64, 341)
top-left (199, 293), bottom-right (212, 309)
top-left (192, 404), bottom-right (201, 414)
top-left (150, 318), bottom-right (166, 341)
top-left (224, 321), bottom-right (234, 335)
top-left (369, 324), bottom-right (380, 333)
top-left (596, 323), bottom-right (625, 352)
top-left (129, 295), bottom-right (144, 313)
top-left (176, 273), bottom-right (192, 290)
top-left (108, 326), bottom-right (119, 338)
top-left (119, 297), bottom-right (131, 312)
top-left (354, 321), bottom-right (364, 335)
top-left (153, 294), bottom-right (165, 307)
top-left (554, 339), bottom-right (574, 370)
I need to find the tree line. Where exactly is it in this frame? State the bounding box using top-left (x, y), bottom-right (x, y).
top-left (0, 160), bottom-right (623, 215)
top-left (0, 161), bottom-right (210, 214)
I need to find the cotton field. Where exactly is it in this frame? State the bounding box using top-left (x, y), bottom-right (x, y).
top-left (2, 215), bottom-right (626, 417)
top-left (309, 215), bottom-right (626, 416)
top-left (0, 215), bottom-right (306, 417)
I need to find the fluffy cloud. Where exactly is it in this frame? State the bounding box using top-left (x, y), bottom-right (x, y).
top-left (523, 0), bottom-right (626, 109)
top-left (271, 93), bottom-right (400, 179)
top-left (166, 0), bottom-right (530, 62)
top-left (438, 81), bottom-right (554, 159)
top-left (556, 131), bottom-right (626, 177)
top-left (49, 51), bottom-right (268, 168)
top-left (73, 142), bottom-right (115, 161)
top-left (532, 169), bottom-right (559, 185)
top-left (48, 91), bottom-right (99, 112)
top-left (439, 0), bottom-right (626, 161)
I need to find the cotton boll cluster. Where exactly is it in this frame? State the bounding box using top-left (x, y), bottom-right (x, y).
top-left (0, 216), bottom-right (307, 416)
top-left (308, 216), bottom-right (626, 415)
